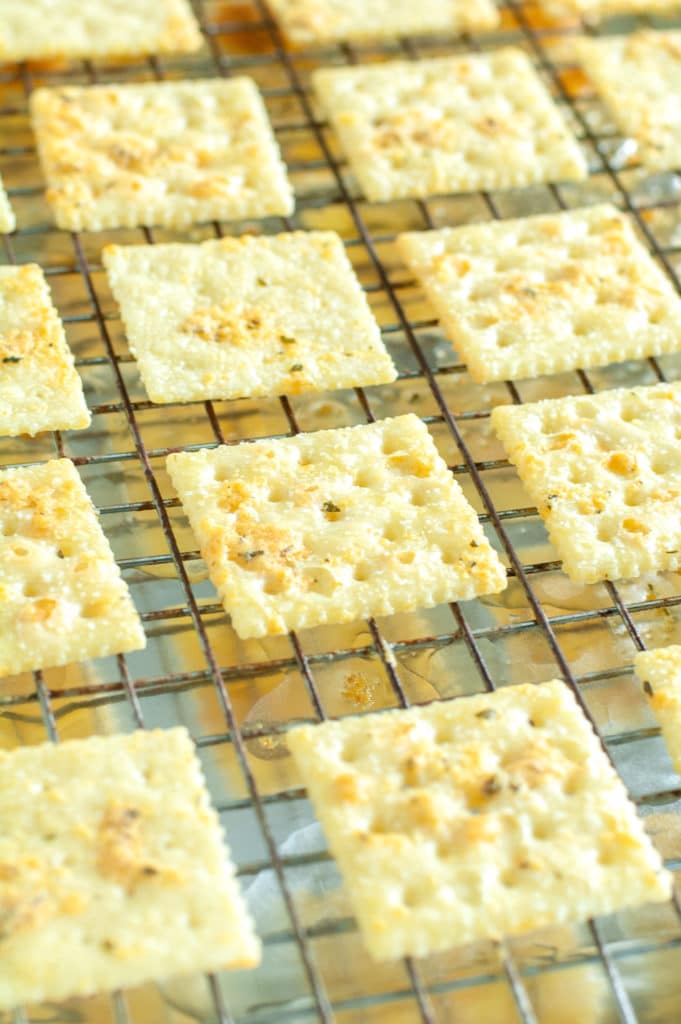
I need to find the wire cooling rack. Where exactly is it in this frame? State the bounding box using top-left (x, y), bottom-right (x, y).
top-left (3, 1), bottom-right (681, 1022)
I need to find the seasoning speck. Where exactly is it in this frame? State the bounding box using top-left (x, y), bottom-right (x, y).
top-left (475, 708), bottom-right (496, 720)
top-left (482, 776), bottom-right (502, 796)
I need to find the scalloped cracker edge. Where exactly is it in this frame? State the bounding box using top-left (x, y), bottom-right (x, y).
top-left (288, 679), bottom-right (671, 960)
top-left (0, 459), bottom-right (144, 677)
top-left (0, 264), bottom-right (90, 436)
top-left (398, 205), bottom-right (681, 383)
top-left (102, 231), bottom-right (395, 404)
top-left (313, 50), bottom-right (587, 202)
top-left (31, 78), bottom-right (294, 231)
top-left (492, 381), bottom-right (681, 584)
top-left (167, 414), bottom-right (507, 638)
top-left (0, 728), bottom-right (260, 1010)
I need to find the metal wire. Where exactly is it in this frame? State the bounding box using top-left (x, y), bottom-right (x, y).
top-left (2, 1), bottom-right (681, 1022)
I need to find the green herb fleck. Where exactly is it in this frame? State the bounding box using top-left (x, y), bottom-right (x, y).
top-left (257, 277), bottom-right (268, 286)
top-left (643, 680), bottom-right (654, 697)
top-left (322, 500), bottom-right (341, 515)
top-left (280, 334), bottom-right (296, 345)
top-left (290, 363), bottom-right (304, 372)
top-left (2, 356), bottom-right (21, 364)
top-left (475, 708), bottom-right (496, 720)
top-left (242, 549), bottom-right (265, 561)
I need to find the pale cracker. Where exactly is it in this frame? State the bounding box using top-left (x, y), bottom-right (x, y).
top-left (540, 0), bottom-right (681, 16)
top-left (312, 51), bottom-right (587, 203)
top-left (577, 31), bottom-right (681, 172)
top-left (635, 646), bottom-right (681, 774)
top-left (0, 172), bottom-right (15, 233)
top-left (266, 0), bottom-right (498, 46)
top-left (288, 679), bottom-right (671, 960)
top-left (30, 78), bottom-right (294, 232)
top-left (398, 205), bottom-right (681, 384)
top-left (0, 459), bottom-right (145, 677)
top-left (166, 414), bottom-right (507, 639)
top-left (102, 231), bottom-right (395, 404)
top-left (492, 381), bottom-right (681, 584)
top-left (0, 727), bottom-right (260, 1010)
top-left (0, 0), bottom-right (201, 62)
top-left (0, 264), bottom-right (90, 436)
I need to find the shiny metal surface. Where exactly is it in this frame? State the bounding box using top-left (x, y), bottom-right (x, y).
top-left (2, 1), bottom-right (681, 1021)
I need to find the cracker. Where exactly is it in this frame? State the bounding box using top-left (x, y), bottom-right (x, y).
top-left (577, 31), bottom-right (681, 173)
top-left (0, 459), bottom-right (145, 677)
top-left (0, 0), bottom-right (201, 61)
top-left (0, 173), bottom-right (15, 234)
top-left (288, 679), bottom-right (671, 960)
top-left (0, 264), bottom-right (90, 436)
top-left (635, 646), bottom-right (681, 774)
top-left (541, 0), bottom-right (681, 15)
top-left (492, 382), bottom-right (681, 584)
top-left (312, 50), bottom-right (587, 203)
top-left (166, 414), bottom-right (507, 639)
top-left (30, 78), bottom-right (294, 232)
top-left (266, 0), bottom-right (499, 46)
top-left (102, 231), bottom-right (395, 404)
top-left (398, 205), bottom-right (681, 384)
top-left (0, 727), bottom-right (260, 1010)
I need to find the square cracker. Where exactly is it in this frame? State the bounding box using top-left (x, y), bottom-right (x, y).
top-left (266, 0), bottom-right (498, 46)
top-left (398, 205), bottom-right (681, 384)
top-left (0, 727), bottom-right (260, 1010)
top-left (0, 264), bottom-right (90, 436)
top-left (312, 50), bottom-right (587, 203)
top-left (0, 173), bottom-right (15, 233)
top-left (635, 646), bottom-right (681, 774)
top-left (0, 458), bottom-right (145, 677)
top-left (102, 231), bottom-right (396, 404)
top-left (0, 0), bottom-right (201, 62)
top-left (577, 31), bottom-right (681, 172)
top-left (492, 381), bottom-right (681, 584)
top-left (30, 78), bottom-right (294, 232)
top-left (288, 679), bottom-right (671, 961)
top-left (166, 414), bottom-right (507, 639)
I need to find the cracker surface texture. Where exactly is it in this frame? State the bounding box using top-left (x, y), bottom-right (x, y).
top-left (398, 205), bottom-right (681, 383)
top-left (0, 0), bottom-right (201, 61)
top-left (492, 382), bottom-right (681, 584)
top-left (288, 679), bottom-right (671, 960)
top-left (0, 264), bottom-right (90, 436)
top-left (0, 173), bottom-right (15, 233)
top-left (103, 232), bottom-right (395, 404)
top-left (541, 0), bottom-right (681, 13)
top-left (0, 459), bottom-right (145, 677)
top-left (313, 51), bottom-right (587, 202)
top-left (578, 31), bottom-right (681, 172)
top-left (0, 727), bottom-right (260, 1010)
top-left (31, 78), bottom-right (294, 231)
top-left (635, 646), bottom-right (681, 773)
top-left (267, 0), bottom-right (498, 45)
top-left (167, 414), bottom-right (507, 639)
